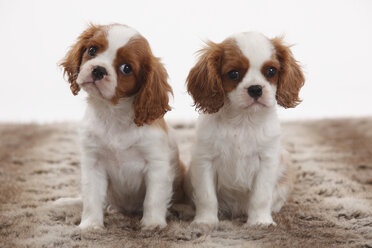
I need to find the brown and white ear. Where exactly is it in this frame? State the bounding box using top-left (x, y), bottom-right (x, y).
top-left (133, 56), bottom-right (172, 126)
top-left (59, 24), bottom-right (101, 95)
top-left (271, 37), bottom-right (305, 108)
top-left (186, 42), bottom-right (225, 114)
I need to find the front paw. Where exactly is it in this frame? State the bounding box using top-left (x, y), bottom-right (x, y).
top-left (79, 219), bottom-right (104, 230)
top-left (246, 214), bottom-right (276, 227)
top-left (141, 216), bottom-right (167, 230)
top-left (191, 214), bottom-right (219, 231)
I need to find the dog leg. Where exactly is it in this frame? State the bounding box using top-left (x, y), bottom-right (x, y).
top-left (79, 157), bottom-right (107, 230)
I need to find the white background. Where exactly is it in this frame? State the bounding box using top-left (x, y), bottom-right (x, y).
top-left (0, 0), bottom-right (371, 123)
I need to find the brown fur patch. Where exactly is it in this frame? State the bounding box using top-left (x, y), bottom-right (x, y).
top-left (106, 34), bottom-right (172, 126)
top-left (220, 39), bottom-right (249, 93)
top-left (187, 39), bottom-right (249, 114)
top-left (260, 59), bottom-right (280, 85)
top-left (60, 24), bottom-right (108, 95)
top-left (80, 30), bottom-right (108, 65)
top-left (187, 41), bottom-right (225, 114)
top-left (271, 37), bottom-right (305, 108)
top-left (110, 36), bottom-right (148, 104)
top-left (131, 38), bottom-right (173, 126)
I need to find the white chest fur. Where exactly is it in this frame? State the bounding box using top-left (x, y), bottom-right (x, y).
top-left (79, 97), bottom-right (152, 212)
top-left (196, 109), bottom-right (281, 192)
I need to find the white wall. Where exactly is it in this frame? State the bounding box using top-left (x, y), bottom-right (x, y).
top-left (0, 0), bottom-right (371, 123)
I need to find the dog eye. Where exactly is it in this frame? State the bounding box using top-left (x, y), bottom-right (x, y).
top-left (88, 46), bottom-right (98, 57)
top-left (227, 70), bottom-right (240, 81)
top-left (264, 67), bottom-right (277, 78)
top-left (119, 64), bottom-right (132, 75)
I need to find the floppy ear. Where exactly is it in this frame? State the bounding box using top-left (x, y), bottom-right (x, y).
top-left (133, 56), bottom-right (172, 126)
top-left (271, 37), bottom-right (305, 108)
top-left (186, 42), bottom-right (225, 114)
top-left (59, 24), bottom-right (101, 95)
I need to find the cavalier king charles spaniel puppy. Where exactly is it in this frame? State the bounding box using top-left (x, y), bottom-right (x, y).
top-left (186, 32), bottom-right (304, 227)
top-left (59, 24), bottom-right (184, 230)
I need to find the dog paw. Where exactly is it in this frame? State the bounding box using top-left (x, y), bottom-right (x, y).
top-left (245, 215), bottom-right (277, 227)
top-left (79, 220), bottom-right (104, 231)
top-left (140, 217), bottom-right (167, 231)
top-left (190, 215), bottom-right (218, 232)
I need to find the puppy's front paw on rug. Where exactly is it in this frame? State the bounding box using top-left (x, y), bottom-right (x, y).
top-left (79, 220), bottom-right (104, 231)
top-left (190, 215), bottom-right (219, 232)
top-left (140, 217), bottom-right (167, 230)
top-left (245, 215), bottom-right (277, 227)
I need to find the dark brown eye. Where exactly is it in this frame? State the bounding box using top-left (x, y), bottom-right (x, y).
top-left (119, 64), bottom-right (132, 75)
top-left (88, 46), bottom-right (98, 57)
top-left (265, 67), bottom-right (277, 78)
top-left (227, 70), bottom-right (240, 81)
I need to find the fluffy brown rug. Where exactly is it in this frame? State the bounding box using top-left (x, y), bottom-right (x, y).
top-left (0, 118), bottom-right (372, 248)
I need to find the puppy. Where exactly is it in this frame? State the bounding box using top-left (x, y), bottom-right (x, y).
top-left (60, 24), bottom-right (184, 230)
top-left (186, 32), bottom-right (304, 227)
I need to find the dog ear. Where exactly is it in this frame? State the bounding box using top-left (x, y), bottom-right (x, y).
top-left (60, 24), bottom-right (101, 95)
top-left (187, 42), bottom-right (225, 113)
top-left (271, 37), bottom-right (305, 108)
top-left (133, 54), bottom-right (172, 126)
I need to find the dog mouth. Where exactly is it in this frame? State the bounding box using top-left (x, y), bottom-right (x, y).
top-left (80, 81), bottom-right (95, 87)
top-left (244, 99), bottom-right (268, 109)
top-left (253, 99), bottom-right (268, 106)
top-left (80, 81), bottom-right (98, 91)
top-left (80, 81), bottom-right (105, 98)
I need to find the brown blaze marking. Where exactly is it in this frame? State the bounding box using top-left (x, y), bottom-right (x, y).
top-left (220, 38), bottom-right (250, 92)
top-left (260, 59), bottom-right (280, 85)
top-left (60, 24), bottom-right (109, 95)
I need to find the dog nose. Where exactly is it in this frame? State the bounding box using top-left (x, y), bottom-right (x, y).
top-left (92, 66), bottom-right (107, 80)
top-left (247, 85), bottom-right (262, 99)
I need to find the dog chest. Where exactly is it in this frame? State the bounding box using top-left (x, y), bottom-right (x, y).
top-left (105, 141), bottom-right (147, 189)
top-left (210, 130), bottom-right (254, 188)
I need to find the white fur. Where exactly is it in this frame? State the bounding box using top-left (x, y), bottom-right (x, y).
top-left (79, 97), bottom-right (179, 230)
top-left (66, 25), bottom-right (179, 230)
top-left (188, 32), bottom-right (292, 227)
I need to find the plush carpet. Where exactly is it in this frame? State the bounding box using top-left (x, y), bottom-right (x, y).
top-left (0, 118), bottom-right (371, 248)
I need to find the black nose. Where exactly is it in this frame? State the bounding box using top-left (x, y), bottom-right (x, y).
top-left (247, 85), bottom-right (263, 99)
top-left (92, 66), bottom-right (107, 80)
